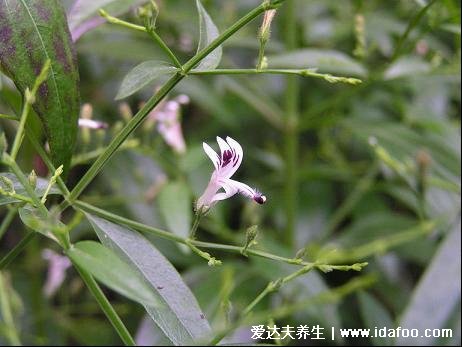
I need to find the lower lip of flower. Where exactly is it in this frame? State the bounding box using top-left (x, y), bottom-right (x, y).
top-left (254, 195), bottom-right (266, 204)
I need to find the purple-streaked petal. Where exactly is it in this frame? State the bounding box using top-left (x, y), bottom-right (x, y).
top-left (223, 136), bottom-right (243, 177)
top-left (203, 142), bottom-right (219, 170)
top-left (216, 136), bottom-right (231, 158)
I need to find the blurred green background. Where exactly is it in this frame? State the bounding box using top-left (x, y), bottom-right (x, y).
top-left (1, 0), bottom-right (460, 345)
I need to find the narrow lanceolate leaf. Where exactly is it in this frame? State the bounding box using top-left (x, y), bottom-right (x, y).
top-left (396, 221), bottom-right (461, 346)
top-left (194, 0), bottom-right (222, 70)
top-left (0, 0), bottom-right (80, 175)
top-left (67, 240), bottom-right (159, 307)
top-left (115, 60), bottom-right (176, 100)
top-left (85, 213), bottom-right (212, 346)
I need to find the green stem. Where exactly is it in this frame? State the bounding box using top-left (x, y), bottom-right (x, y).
top-left (0, 113), bottom-right (19, 121)
top-left (209, 275), bottom-right (375, 345)
top-left (242, 281), bottom-right (277, 316)
top-left (74, 200), bottom-right (368, 271)
top-left (189, 212), bottom-right (203, 239)
top-left (99, 9), bottom-right (146, 32)
top-left (9, 100), bottom-right (31, 161)
top-left (0, 232), bottom-right (36, 270)
top-left (99, 9), bottom-right (182, 69)
top-left (73, 262), bottom-right (136, 346)
top-left (25, 125), bottom-right (70, 197)
top-left (3, 155), bottom-right (48, 214)
top-left (0, 207), bottom-right (18, 239)
top-left (242, 263), bottom-right (315, 316)
top-left (147, 29), bottom-right (183, 69)
top-left (0, 190), bottom-right (35, 205)
top-left (185, 239), bottom-right (222, 266)
top-left (283, 0), bottom-right (299, 248)
top-left (63, 0), bottom-right (286, 209)
top-left (391, 0), bottom-right (437, 61)
top-left (0, 272), bottom-right (22, 345)
top-left (189, 69), bottom-right (362, 84)
top-left (9, 60), bottom-right (50, 161)
top-left (256, 40), bottom-right (266, 70)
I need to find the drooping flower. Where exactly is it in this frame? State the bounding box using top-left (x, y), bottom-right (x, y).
top-left (42, 249), bottom-right (71, 298)
top-left (148, 94), bottom-right (189, 154)
top-left (196, 136), bottom-right (266, 211)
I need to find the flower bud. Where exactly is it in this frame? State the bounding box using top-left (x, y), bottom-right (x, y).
top-left (28, 170), bottom-right (37, 189)
top-left (138, 0), bottom-right (159, 31)
top-left (0, 175), bottom-right (15, 194)
top-left (241, 225), bottom-right (258, 256)
top-left (295, 247), bottom-right (308, 260)
top-left (259, 9), bottom-right (276, 43)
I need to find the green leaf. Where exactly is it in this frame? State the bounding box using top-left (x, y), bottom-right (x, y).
top-left (383, 56), bottom-right (431, 80)
top-left (358, 291), bottom-right (394, 346)
top-left (18, 205), bottom-right (60, 243)
top-left (267, 49), bottom-right (367, 76)
top-left (343, 119), bottom-right (461, 218)
top-left (0, 172), bottom-right (59, 206)
top-left (67, 240), bottom-right (158, 307)
top-left (158, 181), bottom-right (192, 241)
top-left (194, 0), bottom-right (222, 70)
top-left (0, 0), bottom-right (80, 175)
top-left (115, 60), bottom-right (176, 100)
top-left (396, 221), bottom-right (461, 346)
top-left (85, 213), bottom-right (212, 345)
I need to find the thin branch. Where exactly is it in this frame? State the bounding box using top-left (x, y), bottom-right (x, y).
top-left (189, 69), bottom-right (362, 84)
top-left (0, 232), bottom-right (36, 270)
top-left (74, 200), bottom-right (368, 271)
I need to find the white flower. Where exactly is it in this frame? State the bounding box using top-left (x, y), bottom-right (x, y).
top-left (78, 118), bottom-right (108, 129)
top-left (196, 136), bottom-right (266, 211)
top-left (78, 103), bottom-right (108, 129)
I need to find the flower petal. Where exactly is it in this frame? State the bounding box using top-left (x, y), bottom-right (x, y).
top-left (223, 136), bottom-right (243, 178)
top-left (211, 180), bottom-right (238, 202)
top-left (203, 142), bottom-right (220, 170)
top-left (221, 178), bottom-right (255, 199)
top-left (216, 136), bottom-right (231, 157)
top-left (78, 118), bottom-right (108, 129)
